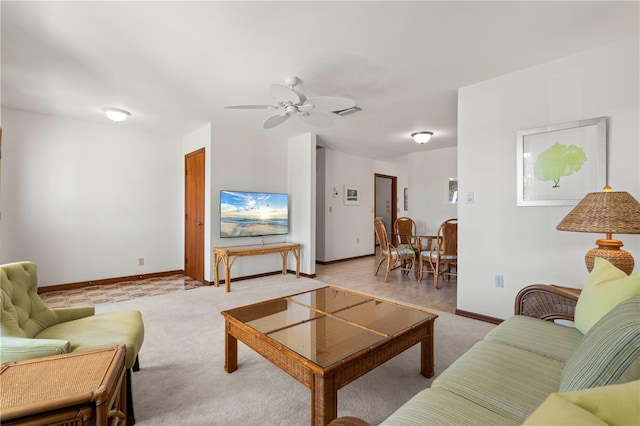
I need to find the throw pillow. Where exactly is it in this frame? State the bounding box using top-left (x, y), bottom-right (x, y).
top-left (574, 257), bottom-right (640, 335)
top-left (523, 380), bottom-right (640, 426)
top-left (560, 295), bottom-right (640, 392)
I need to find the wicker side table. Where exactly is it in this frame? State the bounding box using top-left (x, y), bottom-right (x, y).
top-left (0, 345), bottom-right (127, 426)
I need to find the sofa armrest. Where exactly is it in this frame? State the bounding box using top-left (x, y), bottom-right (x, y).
top-left (53, 306), bottom-right (95, 322)
top-left (327, 417), bottom-right (371, 426)
top-left (515, 284), bottom-right (581, 321)
top-left (0, 336), bottom-right (70, 363)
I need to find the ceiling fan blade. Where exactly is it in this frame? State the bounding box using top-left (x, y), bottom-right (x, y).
top-left (305, 96), bottom-right (355, 112)
top-left (299, 111), bottom-right (334, 128)
top-left (270, 84), bottom-right (301, 104)
top-left (225, 105), bottom-right (279, 110)
top-left (263, 113), bottom-right (291, 129)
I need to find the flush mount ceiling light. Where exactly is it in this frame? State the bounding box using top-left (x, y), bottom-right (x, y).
top-left (411, 131), bottom-right (434, 144)
top-left (102, 107), bottom-right (131, 122)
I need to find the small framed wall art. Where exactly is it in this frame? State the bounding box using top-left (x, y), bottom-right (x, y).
top-left (344, 185), bottom-right (360, 205)
top-left (404, 187), bottom-right (408, 210)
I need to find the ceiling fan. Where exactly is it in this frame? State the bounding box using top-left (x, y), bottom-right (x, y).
top-left (225, 76), bottom-right (356, 129)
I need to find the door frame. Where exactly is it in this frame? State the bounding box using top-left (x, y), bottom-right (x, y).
top-left (374, 173), bottom-right (397, 247)
top-left (184, 148), bottom-right (205, 281)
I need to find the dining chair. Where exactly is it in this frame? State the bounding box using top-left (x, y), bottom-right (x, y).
top-left (393, 217), bottom-right (418, 251)
top-left (415, 234), bottom-right (436, 282)
top-left (374, 218), bottom-right (416, 282)
top-left (393, 217), bottom-right (419, 271)
top-left (423, 218), bottom-right (457, 289)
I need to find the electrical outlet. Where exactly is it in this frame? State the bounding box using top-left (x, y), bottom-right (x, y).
top-left (494, 274), bottom-right (504, 288)
top-left (138, 258), bottom-right (144, 266)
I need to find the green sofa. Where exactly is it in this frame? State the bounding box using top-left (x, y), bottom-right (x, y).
top-left (332, 258), bottom-right (640, 426)
top-left (377, 282), bottom-right (640, 425)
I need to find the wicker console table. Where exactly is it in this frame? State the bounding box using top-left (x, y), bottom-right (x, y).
top-left (0, 345), bottom-right (127, 426)
top-left (213, 242), bottom-right (301, 292)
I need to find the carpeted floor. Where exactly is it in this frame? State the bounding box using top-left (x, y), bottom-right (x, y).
top-left (95, 274), bottom-right (494, 425)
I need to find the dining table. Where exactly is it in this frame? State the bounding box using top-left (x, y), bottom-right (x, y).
top-left (393, 233), bottom-right (437, 279)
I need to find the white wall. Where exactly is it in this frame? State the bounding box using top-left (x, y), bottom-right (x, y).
top-left (316, 148), bottom-right (327, 261)
top-left (319, 149), bottom-right (374, 261)
top-left (457, 37), bottom-right (640, 319)
top-left (407, 147), bottom-right (458, 235)
top-left (317, 150), bottom-right (409, 262)
top-left (0, 108), bottom-right (182, 286)
top-left (209, 124), bottom-right (289, 280)
top-left (0, 112), bottom-right (316, 286)
top-left (288, 133), bottom-right (316, 275)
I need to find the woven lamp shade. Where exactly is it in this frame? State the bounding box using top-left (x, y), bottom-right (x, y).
top-left (557, 190), bottom-right (640, 274)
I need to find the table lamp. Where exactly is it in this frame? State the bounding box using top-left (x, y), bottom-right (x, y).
top-left (556, 187), bottom-right (640, 275)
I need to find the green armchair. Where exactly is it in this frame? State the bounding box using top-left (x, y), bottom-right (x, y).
top-left (1, 261), bottom-right (145, 425)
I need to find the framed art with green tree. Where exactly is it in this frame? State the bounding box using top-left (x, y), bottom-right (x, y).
top-left (516, 117), bottom-right (606, 206)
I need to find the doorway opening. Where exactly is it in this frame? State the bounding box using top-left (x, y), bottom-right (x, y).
top-left (374, 174), bottom-right (397, 248)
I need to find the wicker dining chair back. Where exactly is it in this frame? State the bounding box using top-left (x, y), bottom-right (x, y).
top-left (374, 218), bottom-right (416, 282)
top-left (427, 218), bottom-right (458, 289)
top-left (374, 218), bottom-right (391, 250)
top-left (440, 219), bottom-right (458, 257)
top-left (393, 217), bottom-right (417, 248)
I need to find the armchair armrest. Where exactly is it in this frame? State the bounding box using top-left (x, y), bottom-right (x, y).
top-left (0, 336), bottom-right (70, 363)
top-left (53, 306), bottom-right (95, 322)
top-left (515, 284), bottom-right (581, 322)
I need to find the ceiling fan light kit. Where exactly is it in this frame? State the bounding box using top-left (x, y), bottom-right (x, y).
top-left (225, 76), bottom-right (356, 129)
top-left (412, 131), bottom-right (434, 144)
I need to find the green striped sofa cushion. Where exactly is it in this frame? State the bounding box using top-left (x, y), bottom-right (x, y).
top-left (560, 295), bottom-right (640, 392)
top-left (381, 387), bottom-right (518, 426)
top-left (432, 340), bottom-right (565, 422)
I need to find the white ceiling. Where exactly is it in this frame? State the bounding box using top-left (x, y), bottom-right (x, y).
top-left (2, 1), bottom-right (638, 160)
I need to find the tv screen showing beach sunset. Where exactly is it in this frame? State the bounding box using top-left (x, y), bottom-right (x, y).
top-left (220, 191), bottom-right (289, 238)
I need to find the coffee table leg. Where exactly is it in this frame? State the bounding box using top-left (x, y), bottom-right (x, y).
top-left (420, 320), bottom-right (435, 378)
top-left (311, 374), bottom-right (337, 426)
top-left (224, 321), bottom-right (238, 373)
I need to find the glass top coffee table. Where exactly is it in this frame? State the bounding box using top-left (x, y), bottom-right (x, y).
top-left (221, 286), bottom-right (438, 425)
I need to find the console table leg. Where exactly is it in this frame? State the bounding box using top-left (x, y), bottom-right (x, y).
top-left (213, 254), bottom-right (221, 287)
top-left (224, 256), bottom-right (231, 293)
top-left (280, 251), bottom-right (287, 275)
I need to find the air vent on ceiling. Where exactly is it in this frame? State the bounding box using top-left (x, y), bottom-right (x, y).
top-left (334, 106), bottom-right (362, 116)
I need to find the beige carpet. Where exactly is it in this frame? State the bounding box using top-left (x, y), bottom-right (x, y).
top-left (96, 275), bottom-right (495, 425)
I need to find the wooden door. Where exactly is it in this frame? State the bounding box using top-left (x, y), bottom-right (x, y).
top-left (185, 148), bottom-right (205, 281)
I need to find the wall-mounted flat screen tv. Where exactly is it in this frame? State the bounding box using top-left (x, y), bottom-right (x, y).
top-left (220, 190), bottom-right (289, 238)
